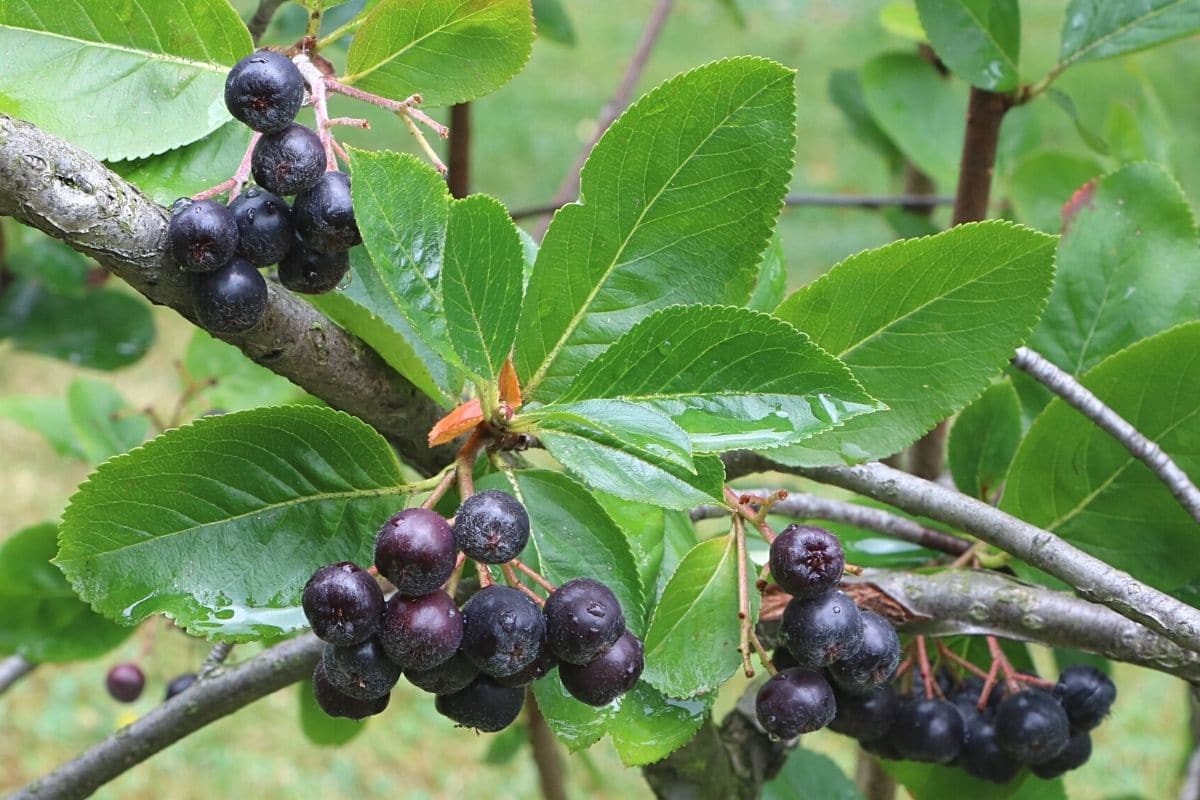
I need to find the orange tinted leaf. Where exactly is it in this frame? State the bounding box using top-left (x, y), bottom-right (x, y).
top-left (499, 358), bottom-right (522, 409)
top-left (428, 399), bottom-right (483, 447)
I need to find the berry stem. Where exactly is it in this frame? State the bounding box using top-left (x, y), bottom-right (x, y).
top-left (1013, 672), bottom-right (1057, 690)
top-left (400, 113), bottom-right (449, 176)
top-left (501, 563), bottom-right (545, 606)
top-left (985, 634), bottom-right (1021, 697)
top-left (475, 561), bottom-right (494, 588)
top-left (755, 560), bottom-right (771, 593)
top-left (511, 559), bottom-right (557, 593)
top-left (935, 640), bottom-right (989, 680)
top-left (192, 132), bottom-right (260, 202)
top-left (724, 486), bottom-right (776, 544)
top-left (733, 515), bottom-right (755, 678)
top-left (915, 636), bottom-right (941, 699)
top-left (419, 465), bottom-right (458, 511)
top-left (978, 652), bottom-right (1003, 712)
top-left (443, 551), bottom-right (467, 598)
top-left (293, 56), bottom-right (338, 170)
top-left (455, 428), bottom-right (484, 499)
top-left (748, 628), bottom-right (775, 676)
top-left (199, 642), bottom-right (234, 679)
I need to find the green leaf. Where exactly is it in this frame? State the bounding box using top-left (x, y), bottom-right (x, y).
top-left (344, 0), bottom-right (534, 106)
top-left (1008, 151), bottom-right (1103, 233)
top-left (772, 221), bottom-right (1056, 466)
top-left (880, 1), bottom-right (928, 40)
top-left (827, 69), bottom-right (902, 168)
top-left (0, 522), bottom-right (132, 662)
top-left (0, 280), bottom-right (155, 370)
top-left (915, 0), bottom-right (1020, 91)
top-left (531, 674), bottom-right (617, 750)
top-left (57, 406), bottom-right (409, 640)
top-left (609, 682), bottom-right (711, 767)
top-left (0, 395), bottom-right (83, 460)
top-left (747, 234), bottom-right (788, 313)
top-left (1058, 0), bottom-right (1200, 68)
top-left (533, 399), bottom-right (697, 474)
top-left (111, 122), bottom-right (251, 206)
top-left (642, 534), bottom-right (755, 698)
top-left (516, 57), bottom-right (797, 401)
top-left (298, 680), bottom-right (368, 746)
top-left (559, 305), bottom-right (880, 453)
top-left (885, 759), bottom-right (1065, 800)
top-left (183, 331), bottom-right (313, 413)
top-left (763, 746), bottom-right (863, 800)
top-left (67, 377), bottom-right (149, 464)
top-left (1045, 89), bottom-right (1111, 156)
top-left (1002, 323), bottom-right (1200, 594)
top-left (947, 379), bottom-right (1022, 501)
top-left (1029, 162), bottom-right (1200, 376)
top-left (5, 226), bottom-right (90, 296)
top-left (480, 469), bottom-right (644, 634)
top-left (860, 52), bottom-right (966, 188)
top-left (0, 0), bottom-right (251, 160)
top-left (442, 194), bottom-right (525, 383)
top-left (532, 0), bottom-right (575, 45)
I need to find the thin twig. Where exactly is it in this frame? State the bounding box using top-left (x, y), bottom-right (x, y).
top-left (502, 563), bottom-right (545, 605)
top-left (733, 516), bottom-right (754, 678)
top-left (915, 636), bottom-right (938, 698)
top-left (935, 641), bottom-right (989, 681)
top-left (192, 132), bottom-right (260, 202)
top-left (533, 0), bottom-right (675, 239)
top-left (512, 559), bottom-right (557, 593)
top-left (199, 642), bottom-right (234, 678)
top-left (0, 655), bottom-right (36, 697)
top-left (247, 0), bottom-right (285, 43)
top-left (510, 192), bottom-right (954, 221)
top-left (724, 487), bottom-right (776, 545)
top-left (527, 690), bottom-right (568, 800)
top-left (1012, 345), bottom-right (1200, 525)
top-left (419, 466), bottom-right (458, 510)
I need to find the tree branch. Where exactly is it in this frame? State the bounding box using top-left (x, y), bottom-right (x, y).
top-left (447, 103), bottom-right (471, 199)
top-left (533, 0), bottom-right (674, 239)
top-left (0, 114), bottom-right (451, 473)
top-left (854, 569), bottom-right (1200, 683)
top-left (691, 491), bottom-right (971, 556)
top-left (1012, 345), bottom-right (1200, 525)
top-left (247, 0), bottom-right (286, 44)
top-left (13, 634), bottom-right (323, 800)
top-left (0, 655), bottom-right (36, 697)
top-left (526, 690), bottom-right (567, 800)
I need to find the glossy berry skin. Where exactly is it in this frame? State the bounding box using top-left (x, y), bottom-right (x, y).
top-left (302, 562), bottom-right (384, 646)
top-left (1054, 665), bottom-right (1116, 732)
top-left (321, 638), bottom-right (401, 701)
top-left (405, 649), bottom-right (479, 695)
top-left (378, 590), bottom-right (462, 671)
top-left (769, 524), bottom-right (844, 599)
top-left (278, 241), bottom-right (349, 294)
top-left (106, 663), bottom-right (145, 703)
top-left (224, 50), bottom-right (304, 134)
top-left (460, 585), bottom-right (546, 677)
top-left (889, 697), bottom-right (965, 764)
top-left (828, 683), bottom-right (898, 743)
top-left (168, 199), bottom-right (238, 273)
top-left (559, 630), bottom-right (644, 707)
top-left (453, 490), bottom-right (530, 564)
top-left (994, 688), bottom-right (1070, 765)
top-left (229, 188), bottom-right (293, 266)
top-left (960, 717), bottom-right (1022, 784)
top-left (164, 673), bottom-right (197, 701)
top-left (828, 610), bottom-right (900, 693)
top-left (754, 668), bottom-right (836, 740)
top-left (251, 123), bottom-right (326, 196)
top-left (435, 676), bottom-right (525, 733)
top-left (494, 648), bottom-right (558, 688)
top-left (293, 171), bottom-right (361, 253)
top-left (543, 578), bottom-right (625, 665)
top-left (1030, 731), bottom-right (1092, 779)
top-left (194, 258), bottom-right (268, 333)
top-left (312, 661), bottom-right (389, 720)
top-left (780, 590), bottom-right (864, 669)
top-left (374, 508), bottom-right (457, 597)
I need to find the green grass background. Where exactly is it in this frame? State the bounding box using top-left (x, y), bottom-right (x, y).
top-left (2, 0), bottom-right (1198, 797)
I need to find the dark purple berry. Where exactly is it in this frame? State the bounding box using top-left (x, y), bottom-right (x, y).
top-left (994, 688), bottom-right (1070, 765)
top-left (772, 647), bottom-right (798, 671)
top-left (1054, 665), bottom-right (1116, 732)
top-left (769, 524), bottom-right (844, 599)
top-left (960, 717), bottom-right (1022, 784)
top-left (379, 590), bottom-right (463, 671)
top-left (302, 561), bottom-right (384, 646)
top-left (321, 638), bottom-right (400, 700)
top-left (374, 508), bottom-right (457, 597)
top-left (828, 610), bottom-right (900, 693)
top-left (168, 199), bottom-right (238, 273)
top-left (558, 630), bottom-right (644, 707)
top-left (460, 585), bottom-right (546, 677)
top-left (780, 590), bottom-right (864, 668)
top-left (278, 239), bottom-right (349, 294)
top-left (251, 123), bottom-right (326, 196)
top-left (453, 490), bottom-right (530, 564)
top-left (543, 578), bottom-right (625, 665)
top-left (164, 673), bottom-right (197, 700)
top-left (828, 683), bottom-right (898, 743)
top-left (494, 648), bottom-right (559, 688)
top-left (1030, 731), bottom-right (1092, 778)
top-left (105, 663), bottom-right (145, 703)
top-left (194, 258), bottom-right (268, 333)
top-left (889, 697), bottom-right (965, 764)
top-left (435, 676), bottom-right (525, 732)
top-left (312, 661), bottom-right (389, 720)
top-left (950, 675), bottom-right (1003, 718)
top-left (224, 50), bottom-right (304, 134)
top-left (754, 668), bottom-right (835, 739)
top-left (293, 171), bottom-right (361, 253)
top-left (405, 649), bottom-right (479, 695)
top-left (229, 187), bottom-right (293, 266)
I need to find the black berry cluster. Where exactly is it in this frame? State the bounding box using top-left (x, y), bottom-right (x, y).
top-left (301, 491), bottom-right (644, 732)
top-left (165, 49), bottom-right (361, 334)
top-left (833, 666), bottom-right (1115, 784)
top-left (755, 525), bottom-right (902, 740)
top-left (103, 662), bottom-right (198, 704)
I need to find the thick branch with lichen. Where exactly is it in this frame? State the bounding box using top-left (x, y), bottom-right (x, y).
top-left (0, 114), bottom-right (450, 473)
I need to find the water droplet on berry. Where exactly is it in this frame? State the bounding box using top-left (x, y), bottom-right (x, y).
top-left (336, 271), bottom-right (353, 291)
